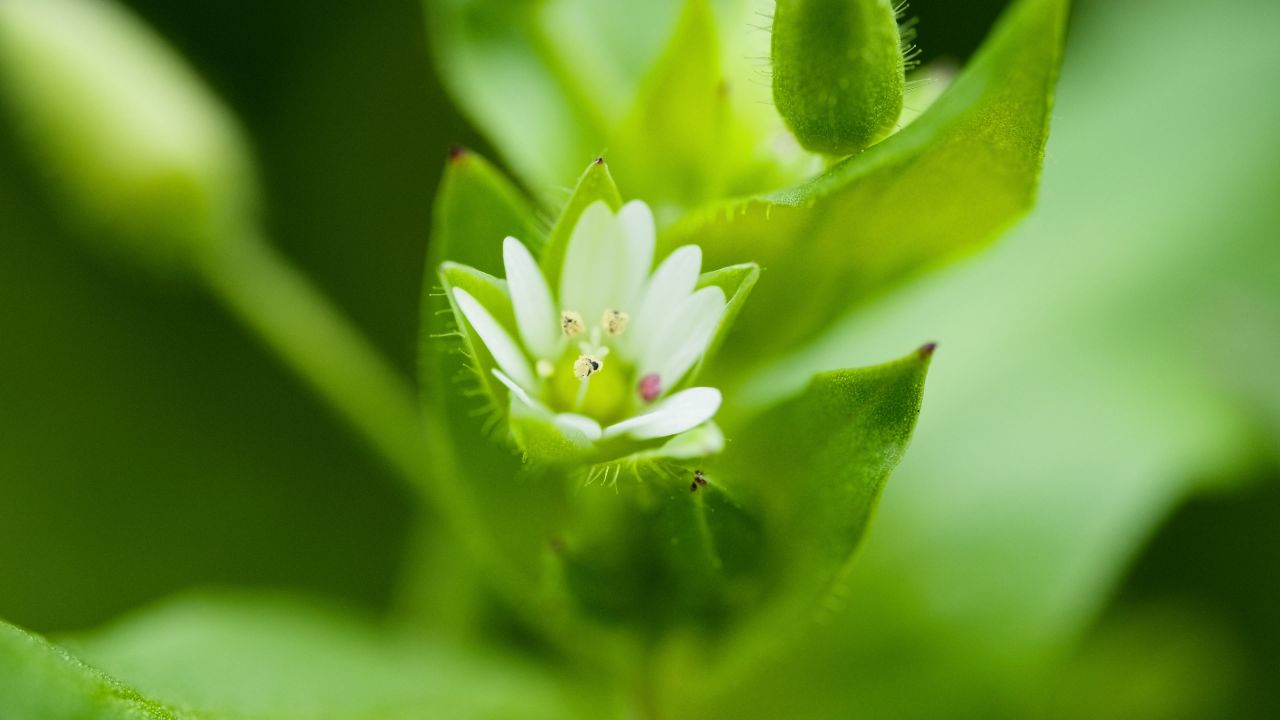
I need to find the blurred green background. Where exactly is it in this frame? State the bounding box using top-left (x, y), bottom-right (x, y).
top-left (1, 0), bottom-right (1277, 716)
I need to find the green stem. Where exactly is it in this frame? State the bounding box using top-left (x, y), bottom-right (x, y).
top-left (200, 235), bottom-right (429, 488)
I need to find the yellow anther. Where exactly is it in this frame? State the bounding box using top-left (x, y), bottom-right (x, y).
top-left (573, 354), bottom-right (602, 379)
top-left (602, 309), bottom-right (630, 337)
top-left (560, 310), bottom-right (584, 337)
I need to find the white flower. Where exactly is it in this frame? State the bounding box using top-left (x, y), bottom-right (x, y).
top-left (449, 200), bottom-right (728, 448)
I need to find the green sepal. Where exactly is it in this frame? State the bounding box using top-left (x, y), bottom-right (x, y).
top-left (691, 262), bottom-right (760, 384)
top-left (507, 399), bottom-right (596, 464)
top-left (666, 0), bottom-right (1069, 367)
top-left (539, 158), bottom-right (623, 291)
top-left (428, 149), bottom-right (547, 276)
top-left (772, 0), bottom-right (906, 156)
top-left (552, 459), bottom-right (764, 635)
top-left (419, 151), bottom-right (565, 615)
top-left (437, 261), bottom-right (515, 412)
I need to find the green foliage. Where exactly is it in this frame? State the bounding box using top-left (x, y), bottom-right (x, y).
top-left (0, 619), bottom-right (195, 720)
top-left (0, 0), bottom-right (1109, 715)
top-left (772, 0), bottom-right (905, 156)
top-left (669, 0), bottom-right (1069, 368)
top-left (727, 345), bottom-right (933, 617)
top-left (0, 593), bottom-right (592, 719)
top-left (611, 0), bottom-right (728, 208)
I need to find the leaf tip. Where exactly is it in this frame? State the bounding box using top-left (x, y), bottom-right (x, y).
top-left (918, 341), bottom-right (938, 359)
top-left (448, 144), bottom-right (468, 163)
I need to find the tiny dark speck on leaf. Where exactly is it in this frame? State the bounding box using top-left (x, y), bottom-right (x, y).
top-left (918, 342), bottom-right (938, 359)
top-left (594, 156), bottom-right (605, 165)
top-left (448, 145), bottom-right (467, 162)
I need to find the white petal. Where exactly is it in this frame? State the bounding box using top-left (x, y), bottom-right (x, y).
top-left (452, 287), bottom-right (535, 390)
top-left (491, 368), bottom-right (546, 413)
top-left (657, 422), bottom-right (725, 459)
top-left (602, 387), bottom-right (722, 440)
top-left (615, 201), bottom-right (655, 311)
top-left (503, 237), bottom-right (558, 359)
top-left (643, 286), bottom-right (726, 388)
top-left (559, 201), bottom-right (618, 325)
top-left (554, 413), bottom-right (603, 441)
top-left (497, 371), bottom-right (600, 444)
top-left (626, 245), bottom-right (702, 357)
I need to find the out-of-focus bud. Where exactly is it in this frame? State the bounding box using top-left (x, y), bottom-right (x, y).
top-left (0, 0), bottom-right (257, 274)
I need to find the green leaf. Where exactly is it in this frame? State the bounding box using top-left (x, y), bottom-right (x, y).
top-left (646, 346), bottom-right (933, 705)
top-left (63, 592), bottom-right (591, 719)
top-left (611, 0), bottom-right (727, 208)
top-left (727, 345), bottom-right (933, 615)
top-left (685, 0), bottom-right (1280, 712)
top-left (771, 0), bottom-right (905, 156)
top-left (667, 0), bottom-right (1069, 366)
top-left (0, 618), bottom-right (197, 719)
top-left (424, 0), bottom-right (610, 192)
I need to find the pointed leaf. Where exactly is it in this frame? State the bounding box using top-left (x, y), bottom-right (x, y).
top-left (667, 0), bottom-right (1069, 365)
top-left (772, 0), bottom-right (906, 155)
top-left (726, 345), bottom-right (932, 619)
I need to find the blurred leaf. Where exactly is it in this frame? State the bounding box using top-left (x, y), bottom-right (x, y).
top-left (772, 0), bottom-right (905, 156)
top-left (64, 592), bottom-right (590, 719)
top-left (668, 0), bottom-right (1068, 367)
top-left (0, 618), bottom-right (197, 719)
top-left (611, 0), bottom-right (727, 209)
top-left (424, 0), bottom-right (607, 192)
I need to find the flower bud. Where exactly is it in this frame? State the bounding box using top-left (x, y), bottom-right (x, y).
top-left (772, 0), bottom-right (906, 156)
top-left (0, 0), bottom-right (258, 274)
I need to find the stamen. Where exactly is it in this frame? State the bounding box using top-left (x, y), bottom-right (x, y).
top-left (560, 310), bottom-right (584, 337)
top-left (601, 309), bottom-right (630, 337)
top-left (638, 373), bottom-right (661, 403)
top-left (535, 359), bottom-right (555, 379)
top-left (573, 354), bottom-right (602, 379)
